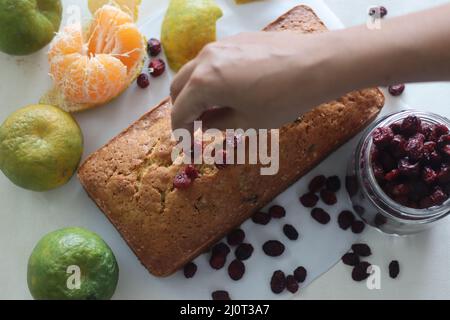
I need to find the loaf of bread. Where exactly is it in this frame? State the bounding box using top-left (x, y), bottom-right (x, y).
top-left (78, 5), bottom-right (385, 277)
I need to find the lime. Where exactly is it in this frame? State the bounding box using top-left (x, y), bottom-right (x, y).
top-left (0, 104), bottom-right (83, 191)
top-left (27, 227), bottom-right (119, 300)
top-left (0, 0), bottom-right (62, 55)
top-left (161, 0), bottom-right (223, 71)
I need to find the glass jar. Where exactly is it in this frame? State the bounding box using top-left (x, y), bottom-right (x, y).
top-left (347, 110), bottom-right (450, 235)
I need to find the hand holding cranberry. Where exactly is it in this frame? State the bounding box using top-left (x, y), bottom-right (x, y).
top-left (170, 5), bottom-right (450, 132)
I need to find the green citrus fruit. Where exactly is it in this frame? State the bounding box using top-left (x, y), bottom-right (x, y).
top-left (0, 0), bottom-right (62, 55)
top-left (161, 0), bottom-right (223, 71)
top-left (0, 104), bottom-right (83, 191)
top-left (27, 227), bottom-right (119, 300)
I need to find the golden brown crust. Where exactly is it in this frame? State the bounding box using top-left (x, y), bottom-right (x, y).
top-left (78, 5), bottom-right (385, 277)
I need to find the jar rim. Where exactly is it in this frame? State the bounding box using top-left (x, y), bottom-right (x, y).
top-left (355, 109), bottom-right (450, 224)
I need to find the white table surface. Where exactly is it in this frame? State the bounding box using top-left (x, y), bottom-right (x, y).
top-left (1, 0), bottom-right (449, 300)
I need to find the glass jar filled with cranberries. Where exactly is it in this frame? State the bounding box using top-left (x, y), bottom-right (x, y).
top-left (347, 110), bottom-right (450, 235)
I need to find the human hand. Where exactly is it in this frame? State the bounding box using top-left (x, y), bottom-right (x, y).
top-left (170, 31), bottom-right (340, 132)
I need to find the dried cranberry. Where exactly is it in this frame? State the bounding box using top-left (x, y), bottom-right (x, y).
top-left (345, 175), bottom-right (358, 197)
top-left (325, 176), bottom-right (341, 192)
top-left (389, 135), bottom-right (407, 159)
top-left (299, 192), bottom-right (319, 208)
top-left (320, 189), bottom-right (337, 205)
top-left (212, 290), bottom-right (231, 300)
top-left (351, 243), bottom-right (372, 257)
top-left (209, 254), bottom-right (226, 270)
top-left (405, 133), bottom-right (425, 162)
top-left (445, 184), bottom-right (450, 195)
top-left (423, 141), bottom-right (437, 160)
top-left (389, 260), bottom-right (400, 279)
top-left (374, 213), bottom-right (387, 227)
top-left (392, 183), bottom-right (410, 197)
top-left (369, 6), bottom-right (388, 18)
top-left (401, 116), bottom-right (422, 137)
top-left (286, 275), bottom-right (299, 294)
top-left (149, 58), bottom-right (166, 77)
top-left (373, 127), bottom-right (394, 148)
top-left (388, 84), bottom-right (405, 96)
top-left (419, 196), bottom-right (434, 209)
top-left (385, 169), bottom-right (401, 182)
top-left (209, 244), bottom-right (230, 270)
top-left (351, 220), bottom-right (365, 234)
top-left (430, 186), bottom-right (448, 206)
top-left (342, 252), bottom-right (360, 266)
top-left (183, 262), bottom-right (197, 278)
top-left (422, 166), bottom-right (438, 185)
top-left (442, 145), bottom-right (450, 158)
top-left (309, 175), bottom-right (326, 192)
top-left (371, 146), bottom-right (380, 161)
top-left (293, 266), bottom-right (307, 283)
top-left (422, 123), bottom-right (448, 142)
top-left (429, 151), bottom-right (443, 168)
top-left (173, 172), bottom-right (192, 189)
top-left (311, 208), bottom-right (331, 224)
top-left (228, 259), bottom-right (245, 281)
top-left (251, 211), bottom-right (271, 225)
top-left (382, 182), bottom-right (395, 196)
top-left (283, 224), bottom-right (299, 240)
top-left (212, 242), bottom-right (230, 256)
top-left (438, 164), bottom-right (450, 184)
top-left (147, 38), bottom-right (162, 56)
top-left (270, 270), bottom-right (286, 294)
top-left (409, 181), bottom-right (429, 201)
top-left (338, 210), bottom-right (355, 230)
top-left (434, 124), bottom-right (449, 136)
top-left (235, 243), bottom-right (254, 261)
top-left (394, 195), bottom-right (409, 206)
top-left (352, 262), bottom-right (372, 282)
top-left (408, 200), bottom-right (420, 209)
top-left (184, 165), bottom-right (199, 180)
top-left (372, 162), bottom-right (385, 182)
top-left (398, 158), bottom-right (420, 177)
top-left (438, 134), bottom-right (450, 149)
top-left (136, 73), bottom-right (150, 88)
top-left (262, 240), bottom-right (285, 257)
top-left (421, 122), bottom-right (433, 137)
top-left (379, 151), bottom-right (397, 171)
top-left (227, 229), bottom-right (245, 246)
top-left (389, 122), bottom-right (402, 134)
top-left (269, 205), bottom-right (286, 219)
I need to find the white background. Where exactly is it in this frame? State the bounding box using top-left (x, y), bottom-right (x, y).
top-left (0, 0), bottom-right (449, 299)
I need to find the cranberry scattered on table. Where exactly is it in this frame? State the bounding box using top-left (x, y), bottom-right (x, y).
top-left (136, 73), bottom-right (150, 88)
top-left (147, 38), bottom-right (162, 57)
top-left (149, 58), bottom-right (166, 77)
top-left (211, 290), bottom-right (231, 300)
top-left (270, 270), bottom-right (286, 294)
top-left (183, 262), bottom-right (197, 278)
top-left (388, 84), bottom-right (406, 96)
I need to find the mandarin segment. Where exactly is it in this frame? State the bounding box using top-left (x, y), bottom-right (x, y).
top-left (47, 4), bottom-right (145, 111)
